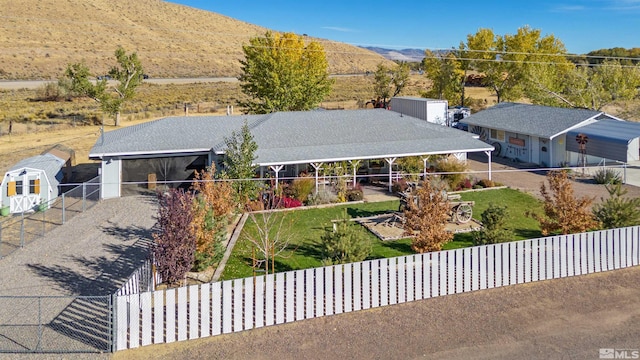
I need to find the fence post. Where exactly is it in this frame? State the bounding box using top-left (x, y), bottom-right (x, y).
top-left (61, 193), bottom-right (66, 224)
top-left (82, 183), bottom-right (87, 212)
top-left (42, 205), bottom-right (46, 237)
top-left (36, 297), bottom-right (42, 352)
top-left (20, 212), bottom-right (25, 248)
top-left (110, 294), bottom-right (116, 353)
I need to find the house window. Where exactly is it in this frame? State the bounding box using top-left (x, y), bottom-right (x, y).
top-left (490, 129), bottom-right (505, 141)
top-left (15, 180), bottom-right (23, 195)
top-left (29, 179), bottom-right (40, 194)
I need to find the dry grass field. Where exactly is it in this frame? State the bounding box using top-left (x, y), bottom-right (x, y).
top-left (0, 0), bottom-right (393, 80)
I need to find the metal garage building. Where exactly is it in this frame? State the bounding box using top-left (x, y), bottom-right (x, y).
top-left (463, 102), bottom-right (640, 167)
top-left (566, 119), bottom-right (640, 164)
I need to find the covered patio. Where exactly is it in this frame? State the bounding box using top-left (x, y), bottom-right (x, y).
top-left (90, 109), bottom-right (494, 198)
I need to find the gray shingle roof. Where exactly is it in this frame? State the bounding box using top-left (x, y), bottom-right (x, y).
top-left (90, 109), bottom-right (494, 165)
top-left (9, 153), bottom-right (65, 187)
top-left (462, 102), bottom-right (607, 139)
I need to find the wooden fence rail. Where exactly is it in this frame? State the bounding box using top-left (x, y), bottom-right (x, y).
top-left (114, 226), bottom-right (640, 351)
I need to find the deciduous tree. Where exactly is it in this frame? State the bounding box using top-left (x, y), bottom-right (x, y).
top-left (190, 165), bottom-right (235, 271)
top-left (421, 50), bottom-right (464, 106)
top-left (61, 47), bottom-right (143, 126)
top-left (371, 62), bottom-right (410, 108)
top-left (528, 171), bottom-right (598, 235)
top-left (239, 31), bottom-right (333, 114)
top-left (244, 189), bottom-right (294, 274)
top-left (462, 26), bottom-right (569, 104)
top-left (106, 46), bottom-right (144, 126)
top-left (152, 189), bottom-right (196, 286)
top-left (221, 120), bottom-right (259, 208)
top-left (403, 180), bottom-right (453, 253)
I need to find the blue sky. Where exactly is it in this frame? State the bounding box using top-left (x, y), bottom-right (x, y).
top-left (169, 0), bottom-right (639, 55)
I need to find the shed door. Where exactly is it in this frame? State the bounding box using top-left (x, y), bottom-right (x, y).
top-left (8, 173), bottom-right (41, 213)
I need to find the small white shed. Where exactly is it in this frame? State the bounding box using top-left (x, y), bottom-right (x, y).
top-left (1, 153), bottom-right (66, 213)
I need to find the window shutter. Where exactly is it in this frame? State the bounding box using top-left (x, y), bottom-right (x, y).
top-left (7, 181), bottom-right (16, 196)
top-left (34, 179), bottom-right (41, 194)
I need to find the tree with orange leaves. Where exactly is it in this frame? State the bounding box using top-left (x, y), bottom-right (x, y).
top-left (403, 180), bottom-right (453, 253)
top-left (528, 170), bottom-right (598, 235)
top-left (190, 165), bottom-right (235, 271)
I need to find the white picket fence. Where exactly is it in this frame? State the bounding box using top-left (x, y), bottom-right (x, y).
top-left (115, 259), bottom-right (160, 296)
top-left (113, 226), bottom-right (640, 351)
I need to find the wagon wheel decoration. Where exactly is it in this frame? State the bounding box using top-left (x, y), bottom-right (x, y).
top-left (454, 203), bottom-right (473, 223)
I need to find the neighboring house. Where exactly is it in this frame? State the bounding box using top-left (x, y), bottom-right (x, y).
top-left (462, 102), bottom-right (640, 167)
top-left (89, 109), bottom-right (495, 199)
top-left (389, 97), bottom-right (449, 126)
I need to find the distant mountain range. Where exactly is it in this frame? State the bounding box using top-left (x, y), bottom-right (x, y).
top-left (361, 47), bottom-right (426, 62)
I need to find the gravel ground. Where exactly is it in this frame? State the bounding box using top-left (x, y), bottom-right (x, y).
top-left (0, 195), bottom-right (157, 297)
top-left (0, 194), bottom-right (157, 355)
top-left (466, 153), bottom-right (640, 204)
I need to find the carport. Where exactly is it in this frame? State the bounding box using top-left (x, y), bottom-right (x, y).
top-left (566, 119), bottom-right (640, 163)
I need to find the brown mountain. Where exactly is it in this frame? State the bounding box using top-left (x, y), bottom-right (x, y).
top-left (0, 0), bottom-right (392, 80)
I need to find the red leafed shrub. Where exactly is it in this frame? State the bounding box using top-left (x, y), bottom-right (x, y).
top-left (456, 178), bottom-right (473, 190)
top-left (392, 178), bottom-right (409, 193)
top-left (279, 196), bottom-right (303, 208)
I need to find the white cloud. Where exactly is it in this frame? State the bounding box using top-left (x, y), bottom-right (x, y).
top-left (321, 26), bottom-right (358, 33)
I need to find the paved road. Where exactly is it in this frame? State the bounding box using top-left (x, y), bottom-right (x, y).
top-left (0, 74), bottom-right (365, 90)
top-left (0, 78), bottom-right (239, 90)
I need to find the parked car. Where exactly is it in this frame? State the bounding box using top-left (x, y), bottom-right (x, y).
top-left (452, 122), bottom-right (468, 131)
top-left (96, 75), bottom-right (112, 81)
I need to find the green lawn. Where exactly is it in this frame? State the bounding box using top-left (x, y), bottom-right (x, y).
top-left (220, 188), bottom-right (543, 280)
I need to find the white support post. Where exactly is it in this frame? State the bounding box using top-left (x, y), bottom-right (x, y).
top-left (484, 150), bottom-right (492, 181)
top-left (311, 163), bottom-right (323, 194)
top-left (349, 160), bottom-right (360, 187)
top-left (270, 165), bottom-right (284, 189)
top-left (385, 157), bottom-right (397, 193)
top-left (422, 157), bottom-right (429, 180)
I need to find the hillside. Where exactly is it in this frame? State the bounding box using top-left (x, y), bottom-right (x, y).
top-left (0, 0), bottom-right (393, 80)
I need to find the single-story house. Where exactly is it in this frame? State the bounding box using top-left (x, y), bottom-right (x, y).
top-left (89, 109), bottom-right (495, 199)
top-left (462, 102), bottom-right (640, 167)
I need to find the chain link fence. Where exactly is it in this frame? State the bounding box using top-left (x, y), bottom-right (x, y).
top-left (0, 176), bottom-right (100, 258)
top-left (0, 295), bottom-right (113, 353)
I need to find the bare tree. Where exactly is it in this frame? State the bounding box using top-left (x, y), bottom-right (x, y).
top-left (244, 189), bottom-right (294, 274)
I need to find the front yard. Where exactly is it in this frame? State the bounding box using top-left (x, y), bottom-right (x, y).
top-left (220, 188), bottom-right (543, 280)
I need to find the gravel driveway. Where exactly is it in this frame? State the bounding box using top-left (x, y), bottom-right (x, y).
top-left (0, 195), bottom-right (157, 297)
top-left (0, 195), bottom-right (157, 355)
